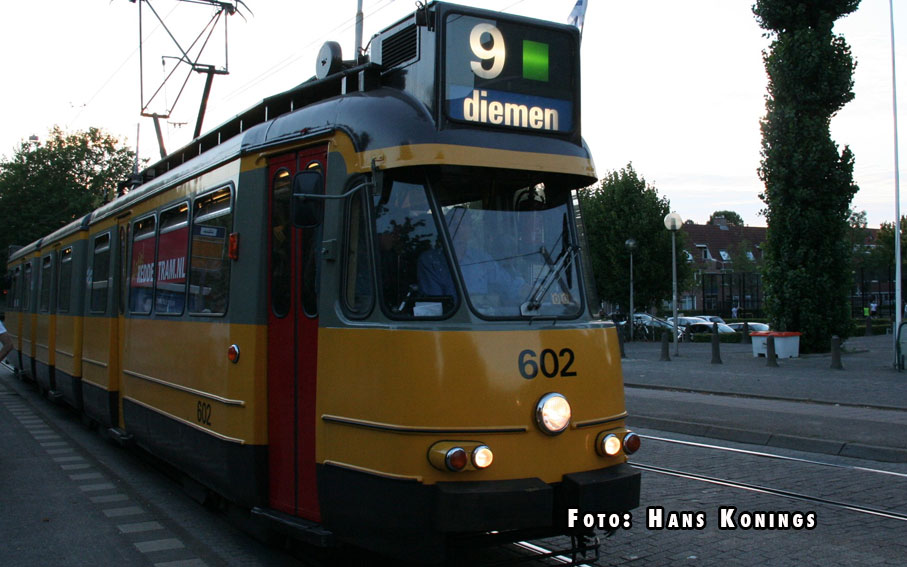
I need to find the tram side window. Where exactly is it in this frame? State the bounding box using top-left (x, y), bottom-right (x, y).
top-left (39, 255), bottom-right (53, 313)
top-left (23, 262), bottom-right (33, 311)
top-left (90, 234), bottom-right (111, 313)
top-left (156, 204), bottom-right (189, 315)
top-left (189, 188), bottom-right (232, 315)
top-left (58, 247), bottom-right (73, 313)
top-left (374, 178), bottom-right (456, 318)
top-left (343, 190), bottom-right (374, 316)
top-left (90, 233), bottom-right (110, 313)
top-left (9, 267), bottom-right (19, 311)
top-left (129, 217), bottom-right (157, 315)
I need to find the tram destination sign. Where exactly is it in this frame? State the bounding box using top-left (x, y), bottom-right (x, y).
top-left (443, 12), bottom-right (577, 134)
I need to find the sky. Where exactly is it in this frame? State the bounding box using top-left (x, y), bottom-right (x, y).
top-left (0, 0), bottom-right (904, 228)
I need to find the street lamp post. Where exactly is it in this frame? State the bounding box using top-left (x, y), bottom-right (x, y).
top-left (664, 213), bottom-right (683, 356)
top-left (889, 0), bottom-right (903, 360)
top-left (625, 238), bottom-right (636, 341)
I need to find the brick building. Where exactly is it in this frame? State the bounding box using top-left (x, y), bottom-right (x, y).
top-left (679, 217), bottom-right (767, 318)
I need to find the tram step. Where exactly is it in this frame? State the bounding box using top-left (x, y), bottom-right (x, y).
top-left (106, 427), bottom-right (134, 448)
top-left (251, 506), bottom-right (334, 548)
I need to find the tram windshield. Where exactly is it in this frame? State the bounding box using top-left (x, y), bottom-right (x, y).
top-left (373, 167), bottom-right (583, 319)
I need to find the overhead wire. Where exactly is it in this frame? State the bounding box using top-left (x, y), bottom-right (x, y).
top-left (220, 0), bottom-right (399, 104)
top-left (69, 2), bottom-right (181, 128)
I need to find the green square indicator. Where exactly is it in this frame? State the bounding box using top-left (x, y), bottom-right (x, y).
top-left (522, 40), bottom-right (549, 82)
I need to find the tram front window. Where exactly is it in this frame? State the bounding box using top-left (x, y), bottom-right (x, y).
top-left (374, 168), bottom-right (583, 320)
top-left (374, 178), bottom-right (457, 318)
top-left (435, 172), bottom-right (583, 319)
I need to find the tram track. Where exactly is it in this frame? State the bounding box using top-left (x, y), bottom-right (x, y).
top-left (631, 462), bottom-right (907, 523)
top-left (640, 434), bottom-right (907, 478)
top-left (631, 433), bottom-right (907, 524)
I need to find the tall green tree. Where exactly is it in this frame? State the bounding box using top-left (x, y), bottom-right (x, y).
top-left (0, 126), bottom-right (136, 268)
top-left (871, 216), bottom-right (907, 269)
top-left (577, 163), bottom-right (691, 313)
top-left (754, 0), bottom-right (860, 352)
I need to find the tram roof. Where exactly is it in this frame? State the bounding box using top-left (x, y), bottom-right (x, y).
top-left (122, 3), bottom-right (592, 179)
top-left (96, 1), bottom-right (594, 220)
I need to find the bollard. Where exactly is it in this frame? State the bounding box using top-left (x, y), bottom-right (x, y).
top-left (660, 331), bottom-right (671, 361)
top-left (617, 322), bottom-right (626, 358)
top-left (865, 316), bottom-right (872, 337)
top-left (711, 322), bottom-right (722, 364)
top-left (742, 321), bottom-right (751, 344)
top-left (830, 335), bottom-right (843, 370)
top-left (766, 335), bottom-right (779, 367)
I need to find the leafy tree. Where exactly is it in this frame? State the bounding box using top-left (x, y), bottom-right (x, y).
top-left (754, 0), bottom-right (860, 352)
top-left (847, 209), bottom-right (873, 270)
top-left (871, 216), bottom-right (907, 269)
top-left (577, 163), bottom-right (691, 313)
top-left (709, 210), bottom-right (744, 226)
top-left (0, 126), bottom-right (137, 269)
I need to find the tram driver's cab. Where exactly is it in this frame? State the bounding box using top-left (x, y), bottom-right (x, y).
top-left (365, 166), bottom-right (583, 321)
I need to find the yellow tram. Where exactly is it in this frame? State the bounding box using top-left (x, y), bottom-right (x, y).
top-left (6, 2), bottom-right (640, 561)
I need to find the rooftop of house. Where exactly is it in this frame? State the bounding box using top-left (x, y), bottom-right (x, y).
top-left (681, 217), bottom-right (767, 269)
top-left (679, 216), bottom-right (880, 271)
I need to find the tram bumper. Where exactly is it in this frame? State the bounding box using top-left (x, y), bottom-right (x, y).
top-left (320, 463), bottom-right (640, 547)
top-left (436, 463), bottom-right (640, 532)
top-left (554, 464), bottom-right (641, 528)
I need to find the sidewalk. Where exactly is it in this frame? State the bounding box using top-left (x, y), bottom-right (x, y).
top-left (620, 334), bottom-right (907, 462)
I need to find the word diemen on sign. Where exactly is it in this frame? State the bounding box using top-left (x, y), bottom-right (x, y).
top-left (462, 89), bottom-right (559, 131)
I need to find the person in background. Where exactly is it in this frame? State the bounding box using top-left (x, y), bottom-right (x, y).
top-left (0, 319), bottom-right (13, 362)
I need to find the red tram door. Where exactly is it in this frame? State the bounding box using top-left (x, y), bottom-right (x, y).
top-left (267, 147), bottom-right (326, 520)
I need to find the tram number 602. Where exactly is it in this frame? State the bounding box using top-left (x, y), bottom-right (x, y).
top-left (197, 401), bottom-right (212, 426)
top-left (518, 348), bottom-right (577, 379)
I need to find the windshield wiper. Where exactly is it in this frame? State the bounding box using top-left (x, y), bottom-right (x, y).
top-left (520, 243), bottom-right (578, 316)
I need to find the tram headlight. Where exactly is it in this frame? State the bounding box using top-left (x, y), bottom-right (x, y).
top-left (428, 441), bottom-right (495, 472)
top-left (536, 393), bottom-right (571, 435)
top-left (601, 433), bottom-right (622, 456)
top-left (472, 445), bottom-right (494, 469)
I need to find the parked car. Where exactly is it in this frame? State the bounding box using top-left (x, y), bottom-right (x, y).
top-left (686, 321), bottom-right (737, 334)
top-left (667, 316), bottom-right (709, 329)
top-left (700, 315), bottom-right (727, 325)
top-left (728, 321), bottom-right (770, 333)
top-left (610, 313), bottom-right (681, 341)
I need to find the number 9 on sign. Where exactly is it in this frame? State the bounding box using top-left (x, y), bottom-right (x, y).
top-left (470, 23), bottom-right (505, 79)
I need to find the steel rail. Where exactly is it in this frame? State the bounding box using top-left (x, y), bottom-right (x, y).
top-left (640, 434), bottom-right (907, 478)
top-left (632, 462), bottom-right (907, 523)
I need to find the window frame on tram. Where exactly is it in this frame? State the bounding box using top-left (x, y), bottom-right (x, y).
top-left (9, 266), bottom-right (20, 311)
top-left (90, 232), bottom-right (112, 314)
top-left (57, 246), bottom-right (74, 314)
top-left (371, 170), bottom-right (459, 322)
top-left (129, 214), bottom-right (158, 316)
top-left (155, 202), bottom-right (190, 316)
top-left (23, 261), bottom-right (33, 311)
top-left (340, 177), bottom-right (376, 319)
top-left (187, 185), bottom-right (234, 317)
top-left (39, 254), bottom-right (53, 313)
